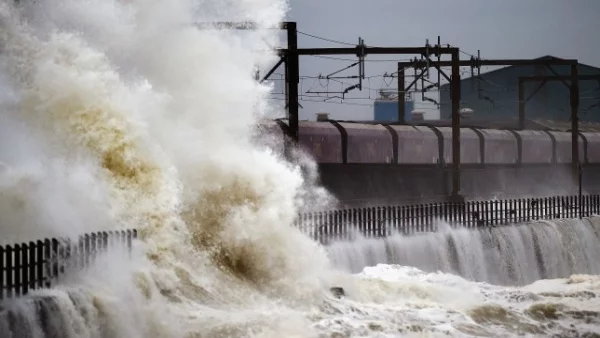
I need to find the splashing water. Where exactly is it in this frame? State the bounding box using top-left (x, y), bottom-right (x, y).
top-left (0, 0), bottom-right (337, 335)
top-left (1, 1), bottom-right (600, 337)
top-left (328, 217), bottom-right (600, 285)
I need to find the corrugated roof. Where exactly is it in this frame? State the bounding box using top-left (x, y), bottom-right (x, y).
top-left (439, 55), bottom-right (600, 89)
top-left (322, 117), bottom-right (600, 132)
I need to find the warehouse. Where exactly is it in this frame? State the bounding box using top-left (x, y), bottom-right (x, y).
top-left (439, 56), bottom-right (600, 122)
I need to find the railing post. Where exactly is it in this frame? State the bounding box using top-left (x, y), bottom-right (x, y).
top-left (305, 212), bottom-right (311, 235)
top-left (455, 201), bottom-right (460, 228)
top-left (377, 206), bottom-right (383, 237)
top-left (448, 202), bottom-right (454, 228)
top-left (558, 196), bottom-right (564, 218)
top-left (588, 194), bottom-right (592, 217)
top-left (460, 201), bottom-right (467, 228)
top-left (416, 204), bottom-right (422, 232)
top-left (465, 201), bottom-right (471, 228)
top-left (20, 243), bottom-right (28, 296)
top-left (28, 241), bottom-right (36, 293)
top-left (90, 234), bottom-right (97, 267)
top-left (506, 199), bottom-right (512, 224)
top-left (409, 205), bottom-right (415, 234)
top-left (338, 210), bottom-right (344, 241)
top-left (0, 245), bottom-right (4, 299)
top-left (431, 202), bottom-right (441, 230)
top-left (325, 211), bottom-right (331, 243)
top-left (427, 203), bottom-right (433, 231)
top-left (570, 195), bottom-right (575, 218)
top-left (586, 194), bottom-right (590, 217)
top-left (399, 205), bottom-right (405, 235)
top-left (316, 212), bottom-right (322, 240)
top-left (393, 205), bottom-right (400, 234)
top-left (523, 198), bottom-right (529, 222)
top-left (359, 208), bottom-right (366, 237)
top-left (26, 242), bottom-right (35, 294)
top-left (329, 210), bottom-right (336, 242)
top-left (368, 207), bottom-right (374, 237)
top-left (385, 206), bottom-right (392, 237)
top-left (316, 211), bottom-right (323, 244)
top-left (351, 208), bottom-right (358, 239)
top-left (336, 210), bottom-right (342, 241)
top-left (43, 239), bottom-right (51, 288)
top-left (102, 232), bottom-right (109, 251)
top-left (441, 202), bottom-right (446, 226)
top-left (482, 200), bottom-right (488, 227)
top-left (6, 245), bottom-right (13, 298)
top-left (493, 199), bottom-right (499, 225)
top-left (361, 207), bottom-right (366, 237)
top-left (372, 206), bottom-right (378, 237)
top-left (356, 208), bottom-right (362, 238)
top-left (36, 240), bottom-right (45, 289)
top-left (14, 244), bottom-right (22, 296)
top-left (341, 210), bottom-right (347, 241)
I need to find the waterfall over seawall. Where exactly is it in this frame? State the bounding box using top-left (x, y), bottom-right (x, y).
top-left (328, 216), bottom-right (600, 286)
top-left (1, 290), bottom-right (117, 338)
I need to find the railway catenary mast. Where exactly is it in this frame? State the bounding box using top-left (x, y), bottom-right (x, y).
top-left (399, 57), bottom-right (581, 190)
top-left (196, 21), bottom-right (465, 200)
top-left (282, 46), bottom-right (462, 200)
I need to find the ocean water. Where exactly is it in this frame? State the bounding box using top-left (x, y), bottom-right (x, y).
top-left (0, 1), bottom-right (599, 337)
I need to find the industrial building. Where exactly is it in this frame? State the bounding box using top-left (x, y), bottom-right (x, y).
top-left (439, 56), bottom-right (600, 122)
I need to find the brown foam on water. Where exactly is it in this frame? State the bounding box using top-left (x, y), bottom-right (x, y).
top-left (469, 304), bottom-right (542, 335)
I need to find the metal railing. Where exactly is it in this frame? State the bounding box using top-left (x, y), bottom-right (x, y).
top-left (2, 195), bottom-right (599, 298)
top-left (295, 194), bottom-right (600, 244)
top-left (0, 229), bottom-right (137, 300)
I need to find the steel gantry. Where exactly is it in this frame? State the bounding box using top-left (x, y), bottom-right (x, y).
top-left (399, 57), bottom-right (581, 190)
top-left (197, 21), bottom-right (464, 199)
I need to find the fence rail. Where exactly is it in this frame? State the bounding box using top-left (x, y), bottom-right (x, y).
top-left (0, 229), bottom-right (137, 300)
top-left (2, 195), bottom-right (599, 299)
top-left (295, 194), bottom-right (600, 244)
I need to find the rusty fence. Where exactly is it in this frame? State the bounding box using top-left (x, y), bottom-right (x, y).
top-left (295, 194), bottom-right (600, 244)
top-left (0, 229), bottom-right (137, 300)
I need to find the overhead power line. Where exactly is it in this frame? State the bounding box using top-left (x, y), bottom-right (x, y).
top-left (297, 31), bottom-right (356, 46)
top-left (268, 96), bottom-right (373, 107)
top-left (310, 55), bottom-right (415, 63)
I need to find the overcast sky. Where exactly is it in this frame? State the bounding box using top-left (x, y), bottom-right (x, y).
top-left (268, 0), bottom-right (600, 121)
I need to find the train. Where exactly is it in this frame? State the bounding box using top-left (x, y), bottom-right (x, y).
top-left (260, 120), bottom-right (600, 166)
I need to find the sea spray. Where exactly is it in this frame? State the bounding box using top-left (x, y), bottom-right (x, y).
top-left (0, 0), bottom-right (340, 336)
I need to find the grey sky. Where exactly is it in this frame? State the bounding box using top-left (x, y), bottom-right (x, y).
top-left (270, 0), bottom-right (600, 121)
